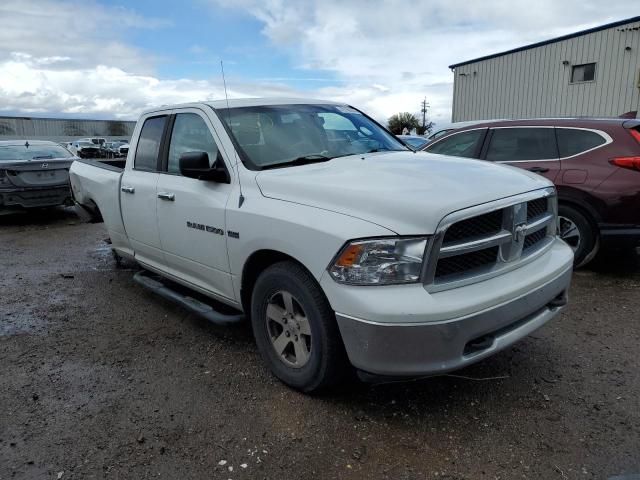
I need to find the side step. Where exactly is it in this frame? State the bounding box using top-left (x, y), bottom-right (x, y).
top-left (133, 271), bottom-right (245, 326)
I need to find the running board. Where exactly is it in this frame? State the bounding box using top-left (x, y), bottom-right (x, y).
top-left (133, 271), bottom-right (244, 325)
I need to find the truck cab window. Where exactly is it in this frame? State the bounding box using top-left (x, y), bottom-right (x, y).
top-left (167, 113), bottom-right (220, 174)
top-left (134, 116), bottom-right (167, 171)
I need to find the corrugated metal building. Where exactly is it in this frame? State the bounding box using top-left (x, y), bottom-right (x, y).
top-left (0, 116), bottom-right (136, 142)
top-left (450, 16), bottom-right (640, 122)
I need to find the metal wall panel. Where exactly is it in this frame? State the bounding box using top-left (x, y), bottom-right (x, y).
top-left (0, 116), bottom-right (136, 142)
top-left (451, 20), bottom-right (640, 122)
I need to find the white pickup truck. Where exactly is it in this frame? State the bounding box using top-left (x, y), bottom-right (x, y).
top-left (69, 98), bottom-right (574, 392)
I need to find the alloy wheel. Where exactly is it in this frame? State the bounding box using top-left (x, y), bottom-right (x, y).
top-left (265, 290), bottom-right (312, 368)
top-left (558, 215), bottom-right (581, 252)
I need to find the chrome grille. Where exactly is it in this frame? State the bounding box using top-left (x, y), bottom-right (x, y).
top-left (442, 210), bottom-right (503, 245)
top-left (424, 189), bottom-right (557, 291)
top-left (526, 198), bottom-right (548, 221)
top-left (523, 228), bottom-right (547, 253)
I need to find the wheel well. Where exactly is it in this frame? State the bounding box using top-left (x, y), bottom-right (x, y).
top-left (240, 250), bottom-right (303, 313)
top-left (86, 199), bottom-right (104, 223)
top-left (557, 198), bottom-right (599, 234)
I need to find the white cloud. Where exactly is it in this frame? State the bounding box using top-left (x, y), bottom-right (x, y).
top-left (0, 0), bottom-right (636, 126)
top-left (211, 0), bottom-right (636, 125)
top-left (0, 52), bottom-right (313, 118)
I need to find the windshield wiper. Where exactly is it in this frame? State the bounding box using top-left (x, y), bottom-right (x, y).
top-left (262, 154), bottom-right (332, 170)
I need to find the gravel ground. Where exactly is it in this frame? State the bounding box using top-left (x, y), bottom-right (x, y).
top-left (1, 207), bottom-right (639, 480)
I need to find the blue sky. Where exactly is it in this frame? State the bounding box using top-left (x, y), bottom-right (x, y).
top-left (0, 0), bottom-right (636, 125)
top-left (125, 0), bottom-right (338, 88)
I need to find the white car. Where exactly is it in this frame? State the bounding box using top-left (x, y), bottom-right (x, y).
top-left (69, 98), bottom-right (573, 392)
top-left (68, 140), bottom-right (101, 158)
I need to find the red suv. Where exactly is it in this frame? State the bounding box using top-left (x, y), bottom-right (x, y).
top-left (421, 118), bottom-right (640, 266)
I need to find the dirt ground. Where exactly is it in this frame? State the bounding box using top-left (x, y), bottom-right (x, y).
top-left (1, 207), bottom-right (639, 480)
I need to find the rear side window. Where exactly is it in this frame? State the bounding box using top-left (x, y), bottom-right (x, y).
top-left (425, 129), bottom-right (485, 158)
top-left (485, 128), bottom-right (557, 161)
top-left (167, 113), bottom-right (220, 174)
top-left (134, 116), bottom-right (167, 171)
top-left (556, 128), bottom-right (606, 157)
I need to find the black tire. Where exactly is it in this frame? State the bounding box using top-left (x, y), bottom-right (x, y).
top-left (558, 204), bottom-right (597, 267)
top-left (250, 261), bottom-right (349, 392)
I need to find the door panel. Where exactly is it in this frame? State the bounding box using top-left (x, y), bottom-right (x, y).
top-left (121, 169), bottom-right (161, 264)
top-left (483, 127), bottom-right (561, 183)
top-left (156, 110), bottom-right (235, 301)
top-left (120, 115), bottom-right (168, 267)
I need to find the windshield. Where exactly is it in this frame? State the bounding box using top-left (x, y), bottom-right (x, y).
top-left (402, 137), bottom-right (428, 149)
top-left (218, 104), bottom-right (407, 169)
top-left (78, 142), bottom-right (94, 147)
top-left (0, 143), bottom-right (74, 161)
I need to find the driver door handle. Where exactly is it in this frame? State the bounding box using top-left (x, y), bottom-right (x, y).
top-left (528, 167), bottom-right (549, 173)
top-left (121, 186), bottom-right (135, 194)
top-left (158, 192), bottom-right (175, 201)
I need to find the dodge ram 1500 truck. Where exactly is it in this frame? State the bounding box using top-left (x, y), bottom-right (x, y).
top-left (69, 98), bottom-right (574, 392)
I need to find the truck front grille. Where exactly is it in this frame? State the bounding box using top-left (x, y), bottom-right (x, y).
top-left (425, 189), bottom-right (557, 290)
top-left (435, 246), bottom-right (499, 279)
top-left (442, 210), bottom-right (503, 245)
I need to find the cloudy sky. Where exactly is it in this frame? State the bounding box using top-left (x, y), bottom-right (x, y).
top-left (0, 0), bottom-right (635, 126)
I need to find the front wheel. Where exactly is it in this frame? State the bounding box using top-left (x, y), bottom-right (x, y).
top-left (250, 261), bottom-right (349, 392)
top-left (558, 204), bottom-right (598, 267)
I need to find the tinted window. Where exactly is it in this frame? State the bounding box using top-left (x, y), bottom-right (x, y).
top-left (403, 137), bottom-right (428, 149)
top-left (571, 63), bottom-right (596, 83)
top-left (556, 128), bottom-right (606, 157)
top-left (134, 116), bottom-right (166, 171)
top-left (0, 143), bottom-right (74, 161)
top-left (485, 128), bottom-right (557, 161)
top-left (167, 113), bottom-right (219, 174)
top-left (425, 129), bottom-right (485, 158)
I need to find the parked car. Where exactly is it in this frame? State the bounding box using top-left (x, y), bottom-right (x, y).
top-left (397, 134), bottom-right (429, 150)
top-left (0, 140), bottom-right (76, 212)
top-left (421, 118), bottom-right (640, 266)
top-left (78, 137), bottom-right (106, 147)
top-left (69, 98), bottom-right (573, 392)
top-left (69, 140), bottom-right (101, 158)
top-left (103, 140), bottom-right (128, 158)
top-left (118, 142), bottom-right (130, 157)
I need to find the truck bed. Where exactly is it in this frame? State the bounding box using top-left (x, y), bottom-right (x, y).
top-left (69, 158), bottom-right (132, 256)
top-left (75, 158), bottom-right (127, 172)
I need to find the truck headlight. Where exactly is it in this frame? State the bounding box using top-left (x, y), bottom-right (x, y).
top-left (329, 237), bottom-right (428, 285)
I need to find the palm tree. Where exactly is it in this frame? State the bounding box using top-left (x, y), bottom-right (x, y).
top-left (387, 112), bottom-right (420, 135)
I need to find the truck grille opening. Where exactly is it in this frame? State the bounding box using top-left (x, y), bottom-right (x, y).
top-left (426, 192), bottom-right (555, 289)
top-left (523, 228), bottom-right (547, 253)
top-left (435, 246), bottom-right (499, 279)
top-left (526, 198), bottom-right (548, 221)
top-left (442, 210), bottom-right (503, 245)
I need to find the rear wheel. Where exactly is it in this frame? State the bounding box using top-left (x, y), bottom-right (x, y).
top-left (558, 204), bottom-right (597, 267)
top-left (250, 261), bottom-right (349, 392)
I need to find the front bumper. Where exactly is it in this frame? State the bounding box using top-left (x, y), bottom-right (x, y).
top-left (0, 186), bottom-right (72, 209)
top-left (323, 239), bottom-right (574, 377)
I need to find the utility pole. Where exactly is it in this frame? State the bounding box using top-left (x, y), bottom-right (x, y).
top-left (420, 97), bottom-right (429, 131)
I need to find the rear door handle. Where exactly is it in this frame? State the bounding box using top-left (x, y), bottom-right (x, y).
top-left (121, 186), bottom-right (135, 194)
top-left (157, 192), bottom-right (175, 201)
top-left (528, 167), bottom-right (549, 173)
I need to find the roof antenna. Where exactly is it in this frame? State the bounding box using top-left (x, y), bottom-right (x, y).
top-left (221, 60), bottom-right (244, 208)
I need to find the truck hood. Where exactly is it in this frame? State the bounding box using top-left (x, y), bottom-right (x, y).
top-left (255, 151), bottom-right (553, 234)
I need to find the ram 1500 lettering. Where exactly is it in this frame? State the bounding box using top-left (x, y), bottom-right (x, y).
top-left (69, 98), bottom-right (574, 392)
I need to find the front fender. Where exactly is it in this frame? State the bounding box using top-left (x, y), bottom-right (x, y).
top-left (226, 197), bottom-right (396, 292)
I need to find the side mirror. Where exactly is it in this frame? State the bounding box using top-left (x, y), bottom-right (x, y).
top-left (179, 151), bottom-right (230, 183)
